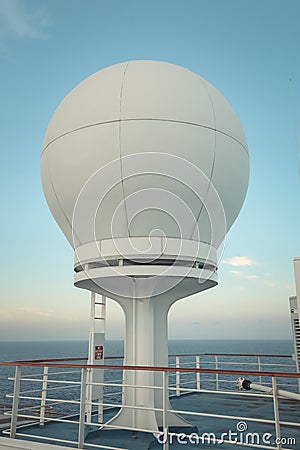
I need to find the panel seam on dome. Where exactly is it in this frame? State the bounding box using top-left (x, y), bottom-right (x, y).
top-left (118, 62), bottom-right (130, 238)
top-left (189, 77), bottom-right (218, 242)
top-left (42, 119), bottom-right (248, 156)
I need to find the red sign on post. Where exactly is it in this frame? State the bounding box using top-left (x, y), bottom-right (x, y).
top-left (94, 345), bottom-right (103, 360)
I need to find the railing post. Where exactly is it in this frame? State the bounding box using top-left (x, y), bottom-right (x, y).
top-left (10, 366), bottom-right (21, 439)
top-left (272, 377), bottom-right (282, 450)
top-left (97, 367), bottom-right (104, 424)
top-left (257, 356), bottom-right (262, 384)
top-left (85, 367), bottom-right (92, 424)
top-left (78, 368), bottom-right (87, 449)
top-left (175, 356), bottom-right (180, 396)
top-left (215, 355), bottom-right (219, 390)
top-left (40, 366), bottom-right (49, 426)
top-left (196, 355), bottom-right (201, 390)
top-left (162, 370), bottom-right (169, 450)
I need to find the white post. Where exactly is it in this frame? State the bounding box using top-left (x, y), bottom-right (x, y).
top-left (40, 366), bottom-right (49, 426)
top-left (215, 355), bottom-right (219, 390)
top-left (87, 292), bottom-right (106, 424)
top-left (162, 371), bottom-right (169, 450)
top-left (10, 366), bottom-right (21, 439)
top-left (175, 356), bottom-right (180, 397)
top-left (132, 292), bottom-right (136, 431)
top-left (86, 292), bottom-right (95, 423)
top-left (103, 288), bottom-right (189, 431)
top-left (78, 368), bottom-right (87, 449)
top-left (272, 377), bottom-right (282, 450)
top-left (196, 355), bottom-right (200, 390)
top-left (257, 356), bottom-right (262, 385)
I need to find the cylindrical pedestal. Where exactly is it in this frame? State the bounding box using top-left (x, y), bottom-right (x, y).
top-left (75, 258), bottom-right (217, 432)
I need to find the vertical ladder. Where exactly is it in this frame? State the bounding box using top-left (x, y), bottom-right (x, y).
top-left (289, 296), bottom-right (300, 393)
top-left (86, 292), bottom-right (106, 423)
top-left (292, 257), bottom-right (300, 392)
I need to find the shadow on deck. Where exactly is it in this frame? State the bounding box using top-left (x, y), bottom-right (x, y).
top-left (2, 391), bottom-right (300, 449)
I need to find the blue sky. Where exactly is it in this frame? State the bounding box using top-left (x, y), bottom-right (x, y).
top-left (0, 0), bottom-right (299, 341)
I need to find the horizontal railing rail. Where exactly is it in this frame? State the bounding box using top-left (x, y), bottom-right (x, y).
top-left (1, 360), bottom-right (299, 377)
top-left (1, 352), bottom-right (299, 450)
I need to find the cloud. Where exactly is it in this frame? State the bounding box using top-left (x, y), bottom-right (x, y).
top-left (223, 256), bottom-right (255, 267)
top-left (0, 308), bottom-right (13, 319)
top-left (230, 270), bottom-right (243, 276)
top-left (230, 270), bottom-right (259, 280)
top-left (264, 281), bottom-right (276, 288)
top-left (18, 306), bottom-right (34, 313)
top-left (0, 0), bottom-right (49, 41)
top-left (18, 306), bottom-right (54, 317)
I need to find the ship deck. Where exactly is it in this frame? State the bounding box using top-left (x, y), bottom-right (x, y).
top-left (1, 391), bottom-right (300, 449)
top-left (0, 352), bottom-right (299, 449)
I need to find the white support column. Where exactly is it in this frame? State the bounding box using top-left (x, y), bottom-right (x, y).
top-left (74, 251), bottom-right (217, 434)
top-left (104, 288), bottom-right (189, 432)
top-left (131, 293), bottom-right (137, 432)
top-left (86, 292), bottom-right (95, 423)
top-left (87, 292), bottom-right (106, 423)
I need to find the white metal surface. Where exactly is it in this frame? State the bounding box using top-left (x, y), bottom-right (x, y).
top-left (41, 60), bottom-right (249, 254)
top-left (240, 380), bottom-right (300, 401)
top-left (295, 257), bottom-right (300, 313)
top-left (289, 297), bottom-right (300, 377)
top-left (40, 61), bottom-right (249, 432)
top-left (272, 377), bottom-right (282, 450)
top-left (290, 257), bottom-right (300, 392)
top-left (39, 366), bottom-right (48, 426)
top-left (9, 367), bottom-right (21, 439)
top-left (86, 293), bottom-right (106, 423)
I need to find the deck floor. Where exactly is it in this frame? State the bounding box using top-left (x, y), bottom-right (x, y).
top-left (1, 392), bottom-right (300, 449)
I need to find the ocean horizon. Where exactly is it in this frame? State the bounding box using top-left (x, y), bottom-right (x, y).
top-left (0, 338), bottom-right (294, 362)
top-left (0, 339), bottom-right (295, 408)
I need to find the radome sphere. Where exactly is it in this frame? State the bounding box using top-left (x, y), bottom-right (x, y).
top-left (41, 61), bottom-right (250, 431)
top-left (41, 60), bottom-right (249, 298)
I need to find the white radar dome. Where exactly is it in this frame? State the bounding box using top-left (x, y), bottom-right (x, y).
top-left (41, 60), bottom-right (249, 301)
top-left (41, 61), bottom-right (250, 430)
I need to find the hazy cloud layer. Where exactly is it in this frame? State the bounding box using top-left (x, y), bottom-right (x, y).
top-left (0, 0), bottom-right (49, 41)
top-left (223, 256), bottom-right (255, 267)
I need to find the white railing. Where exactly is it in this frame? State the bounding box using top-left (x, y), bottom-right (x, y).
top-left (0, 353), bottom-right (299, 450)
top-left (168, 353), bottom-right (298, 394)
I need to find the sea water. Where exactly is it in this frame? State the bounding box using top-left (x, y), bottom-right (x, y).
top-left (0, 339), bottom-right (294, 408)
